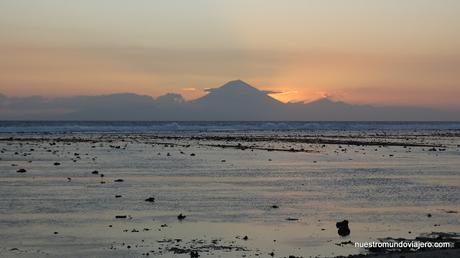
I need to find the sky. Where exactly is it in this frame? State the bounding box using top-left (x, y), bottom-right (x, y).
top-left (1, 0), bottom-right (459, 108)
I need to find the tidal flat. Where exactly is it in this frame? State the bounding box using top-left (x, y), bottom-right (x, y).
top-left (1, 131), bottom-right (459, 257)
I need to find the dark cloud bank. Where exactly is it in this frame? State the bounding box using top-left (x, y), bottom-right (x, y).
top-left (0, 80), bottom-right (458, 121)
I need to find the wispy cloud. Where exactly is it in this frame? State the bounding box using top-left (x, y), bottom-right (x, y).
top-left (181, 87), bottom-right (197, 91)
top-left (268, 90), bottom-right (298, 95)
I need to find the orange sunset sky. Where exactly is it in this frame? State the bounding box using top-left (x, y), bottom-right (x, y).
top-left (1, 0), bottom-right (459, 108)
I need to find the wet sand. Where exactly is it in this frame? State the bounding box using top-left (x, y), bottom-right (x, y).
top-left (0, 131), bottom-right (459, 257)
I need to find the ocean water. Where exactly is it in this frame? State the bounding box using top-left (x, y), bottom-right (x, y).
top-left (1, 122), bottom-right (459, 257)
top-left (1, 121), bottom-right (460, 133)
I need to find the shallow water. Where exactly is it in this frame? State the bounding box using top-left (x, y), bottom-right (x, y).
top-left (0, 131), bottom-right (459, 257)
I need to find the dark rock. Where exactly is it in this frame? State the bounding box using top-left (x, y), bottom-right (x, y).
top-left (336, 220), bottom-right (350, 237)
top-left (271, 205), bottom-right (279, 209)
top-left (54, 162), bottom-right (61, 166)
top-left (145, 197), bottom-right (155, 202)
top-left (335, 240), bottom-right (353, 246)
top-left (177, 213), bottom-right (186, 220)
top-left (190, 250), bottom-right (199, 258)
top-left (91, 170), bottom-right (99, 175)
top-left (243, 235), bottom-right (248, 240)
top-left (16, 168), bottom-right (27, 173)
top-left (114, 179), bottom-right (124, 182)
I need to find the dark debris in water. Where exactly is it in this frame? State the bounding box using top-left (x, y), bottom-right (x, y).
top-left (111, 237), bottom-right (250, 257)
top-left (336, 220), bottom-right (351, 237)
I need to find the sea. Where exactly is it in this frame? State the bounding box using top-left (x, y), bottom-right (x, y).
top-left (1, 121), bottom-right (460, 133)
top-left (1, 120), bottom-right (459, 257)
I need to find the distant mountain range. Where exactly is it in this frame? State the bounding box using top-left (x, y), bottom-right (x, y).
top-left (1, 80), bottom-right (458, 121)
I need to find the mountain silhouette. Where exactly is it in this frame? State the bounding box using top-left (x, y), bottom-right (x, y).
top-left (306, 97), bottom-right (349, 107)
top-left (0, 80), bottom-right (458, 121)
top-left (194, 80), bottom-right (282, 106)
top-left (190, 80), bottom-right (284, 120)
top-left (156, 93), bottom-right (186, 107)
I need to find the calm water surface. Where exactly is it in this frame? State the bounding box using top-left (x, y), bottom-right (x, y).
top-left (0, 123), bottom-right (459, 257)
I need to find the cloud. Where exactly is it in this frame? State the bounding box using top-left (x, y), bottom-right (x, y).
top-left (181, 87), bottom-right (197, 91)
top-left (268, 90), bottom-right (298, 95)
top-left (262, 90), bottom-right (282, 94)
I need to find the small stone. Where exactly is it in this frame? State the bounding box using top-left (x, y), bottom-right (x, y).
top-left (177, 213), bottom-right (186, 220)
top-left (190, 250), bottom-right (199, 258)
top-left (145, 197), bottom-right (155, 203)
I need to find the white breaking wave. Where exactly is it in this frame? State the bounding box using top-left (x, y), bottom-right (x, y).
top-left (1, 121), bottom-right (460, 133)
